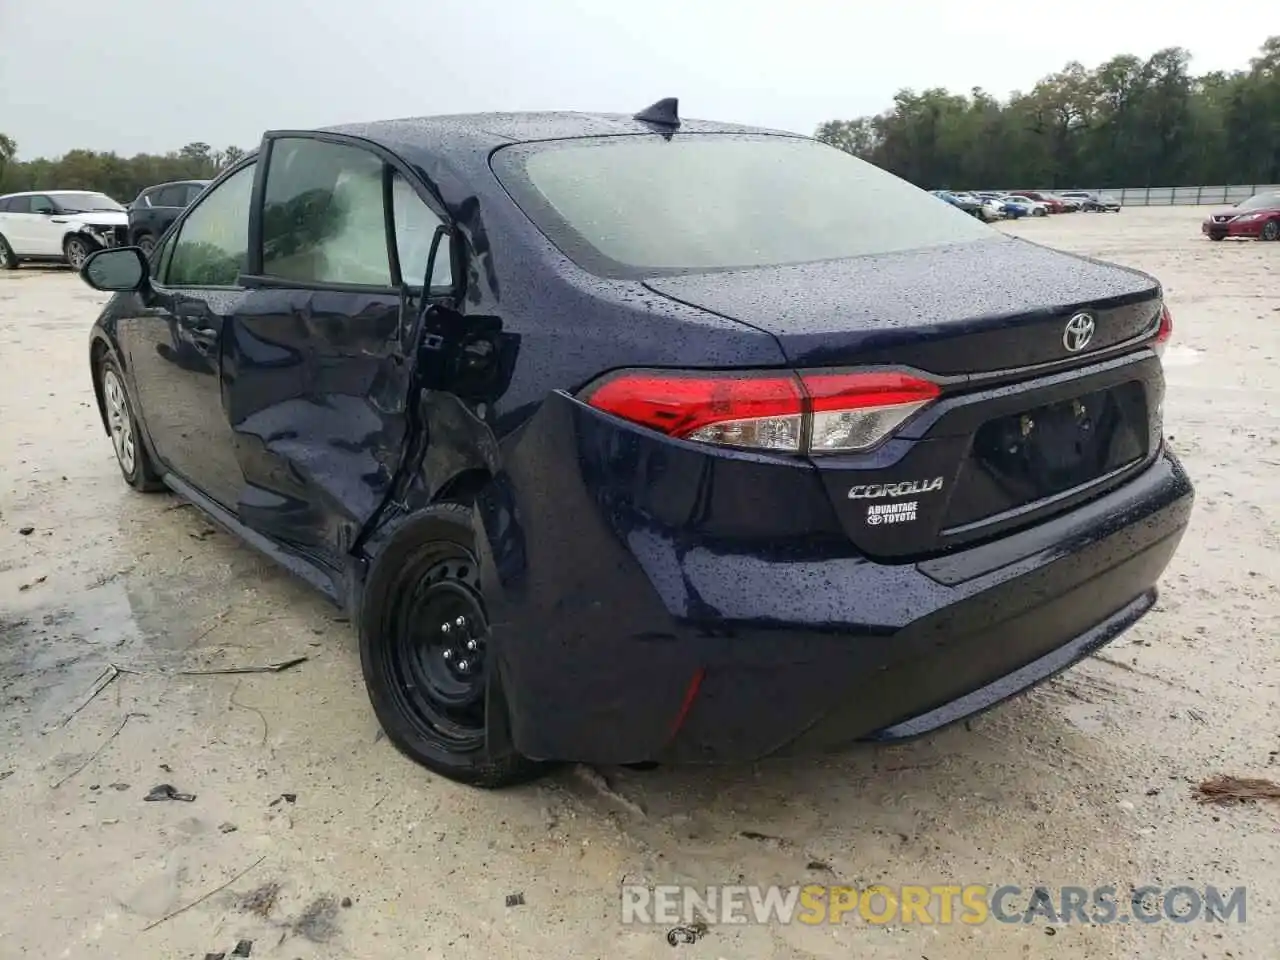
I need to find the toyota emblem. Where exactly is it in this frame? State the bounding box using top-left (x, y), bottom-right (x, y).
top-left (1063, 313), bottom-right (1095, 352)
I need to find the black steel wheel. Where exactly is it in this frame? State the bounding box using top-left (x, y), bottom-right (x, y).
top-left (359, 503), bottom-right (543, 787)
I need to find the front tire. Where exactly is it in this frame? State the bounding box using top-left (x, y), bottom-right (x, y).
top-left (64, 234), bottom-right (97, 270)
top-left (0, 234), bottom-right (18, 269)
top-left (97, 356), bottom-right (165, 491)
top-left (359, 503), bottom-right (544, 788)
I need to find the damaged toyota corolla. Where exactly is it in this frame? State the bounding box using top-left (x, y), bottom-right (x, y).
top-left (78, 99), bottom-right (1193, 787)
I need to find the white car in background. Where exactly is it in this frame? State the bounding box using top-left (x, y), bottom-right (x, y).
top-left (999, 195), bottom-right (1049, 217)
top-left (0, 191), bottom-right (129, 270)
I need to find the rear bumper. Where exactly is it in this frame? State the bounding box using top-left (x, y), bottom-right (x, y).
top-left (482, 394), bottom-right (1193, 765)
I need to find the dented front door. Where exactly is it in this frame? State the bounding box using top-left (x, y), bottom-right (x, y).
top-left (222, 132), bottom-right (453, 570)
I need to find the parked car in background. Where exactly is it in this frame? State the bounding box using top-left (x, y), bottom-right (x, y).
top-left (1060, 191), bottom-right (1122, 212)
top-left (999, 195), bottom-right (1049, 217)
top-left (931, 190), bottom-right (985, 219)
top-left (1011, 191), bottom-right (1065, 213)
top-left (1044, 194), bottom-right (1082, 212)
top-left (74, 103), bottom-right (1191, 786)
top-left (0, 191), bottom-right (128, 270)
top-left (1201, 191), bottom-right (1280, 241)
top-left (979, 196), bottom-right (1007, 221)
top-left (128, 180), bottom-right (210, 255)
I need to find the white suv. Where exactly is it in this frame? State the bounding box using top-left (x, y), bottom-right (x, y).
top-left (0, 191), bottom-right (129, 270)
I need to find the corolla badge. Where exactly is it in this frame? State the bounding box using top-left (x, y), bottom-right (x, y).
top-left (848, 477), bottom-right (944, 499)
top-left (1063, 312), bottom-right (1096, 352)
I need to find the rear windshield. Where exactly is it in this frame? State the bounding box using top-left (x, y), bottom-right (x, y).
top-left (492, 134), bottom-right (997, 278)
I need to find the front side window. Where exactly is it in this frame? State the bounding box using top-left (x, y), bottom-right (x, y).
top-left (260, 138), bottom-right (392, 286)
top-left (493, 134), bottom-right (998, 278)
top-left (165, 163), bottom-right (255, 287)
top-left (27, 195), bottom-right (54, 214)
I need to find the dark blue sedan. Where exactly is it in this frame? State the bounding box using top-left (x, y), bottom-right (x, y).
top-left (77, 99), bottom-right (1193, 786)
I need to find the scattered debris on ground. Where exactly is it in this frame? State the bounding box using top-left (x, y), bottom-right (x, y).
top-left (237, 881), bottom-right (281, 918)
top-left (18, 525), bottom-right (34, 535)
top-left (45, 664), bottom-right (120, 730)
top-left (293, 895), bottom-right (341, 943)
top-left (142, 856), bottom-right (268, 932)
top-left (666, 918), bottom-right (709, 946)
top-left (1194, 774), bottom-right (1280, 806)
top-left (180, 656), bottom-right (308, 676)
top-left (269, 793), bottom-right (297, 807)
top-left (505, 892), bottom-right (525, 907)
top-left (144, 783), bottom-right (196, 802)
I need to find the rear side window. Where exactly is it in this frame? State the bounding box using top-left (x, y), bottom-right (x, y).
top-left (493, 135), bottom-right (997, 278)
top-left (166, 163), bottom-right (256, 287)
top-left (154, 185), bottom-right (187, 207)
top-left (7, 196), bottom-right (32, 213)
top-left (0, 197), bottom-right (10, 212)
top-left (260, 138), bottom-right (392, 287)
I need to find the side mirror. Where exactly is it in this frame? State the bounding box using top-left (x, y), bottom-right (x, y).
top-left (81, 246), bottom-right (149, 292)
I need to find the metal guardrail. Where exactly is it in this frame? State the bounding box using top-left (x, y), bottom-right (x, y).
top-left (987, 185), bottom-right (1280, 206)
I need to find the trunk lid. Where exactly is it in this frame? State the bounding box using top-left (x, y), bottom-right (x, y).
top-left (643, 237), bottom-right (1160, 374)
top-left (644, 237), bottom-right (1165, 561)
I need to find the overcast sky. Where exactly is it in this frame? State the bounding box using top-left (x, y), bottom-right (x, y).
top-left (2, 0), bottom-right (1276, 159)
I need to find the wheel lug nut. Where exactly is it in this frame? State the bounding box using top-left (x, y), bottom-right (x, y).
top-left (442, 649), bottom-right (453, 660)
top-left (441, 622), bottom-right (451, 634)
top-left (465, 639), bottom-right (478, 651)
top-left (457, 659), bottom-right (470, 672)
top-left (455, 616), bottom-right (467, 628)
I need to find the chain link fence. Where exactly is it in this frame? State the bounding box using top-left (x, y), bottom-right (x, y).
top-left (997, 185), bottom-right (1280, 206)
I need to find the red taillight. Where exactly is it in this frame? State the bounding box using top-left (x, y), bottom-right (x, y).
top-left (1154, 304), bottom-right (1173, 357)
top-left (580, 369), bottom-right (940, 454)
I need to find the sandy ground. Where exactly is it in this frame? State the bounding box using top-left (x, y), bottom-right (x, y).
top-left (0, 206), bottom-right (1277, 959)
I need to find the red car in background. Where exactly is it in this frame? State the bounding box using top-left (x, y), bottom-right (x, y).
top-left (1202, 192), bottom-right (1280, 241)
top-left (1011, 191), bottom-right (1065, 213)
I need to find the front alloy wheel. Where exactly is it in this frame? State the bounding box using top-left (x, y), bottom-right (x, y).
top-left (103, 369), bottom-right (136, 476)
top-left (64, 235), bottom-right (94, 270)
top-left (96, 356), bottom-right (164, 491)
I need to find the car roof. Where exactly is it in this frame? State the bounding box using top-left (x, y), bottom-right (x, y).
top-left (317, 110), bottom-right (800, 202)
top-left (1, 189), bottom-right (102, 197)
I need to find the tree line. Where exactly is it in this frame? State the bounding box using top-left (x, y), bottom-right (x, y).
top-left (816, 37), bottom-right (1280, 191)
top-left (0, 138), bottom-right (248, 202)
top-left (3, 38), bottom-right (1277, 200)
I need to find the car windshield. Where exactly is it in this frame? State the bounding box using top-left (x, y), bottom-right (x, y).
top-left (1237, 192), bottom-right (1280, 211)
top-left (493, 135), bottom-right (997, 278)
top-left (49, 191), bottom-right (123, 212)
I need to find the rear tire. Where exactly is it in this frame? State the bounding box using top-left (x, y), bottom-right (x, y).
top-left (0, 234), bottom-right (17, 269)
top-left (1262, 221), bottom-right (1280, 242)
top-left (97, 355), bottom-right (165, 492)
top-left (359, 503), bottom-right (544, 788)
top-left (64, 234), bottom-right (97, 270)
top-left (1209, 233), bottom-right (1225, 242)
